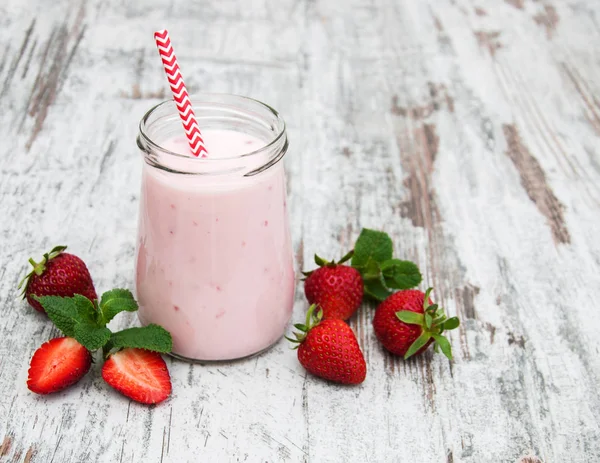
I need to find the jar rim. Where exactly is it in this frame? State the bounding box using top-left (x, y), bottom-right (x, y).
top-left (138, 93), bottom-right (287, 162)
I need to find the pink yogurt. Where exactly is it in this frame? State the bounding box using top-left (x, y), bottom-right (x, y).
top-left (135, 129), bottom-right (295, 361)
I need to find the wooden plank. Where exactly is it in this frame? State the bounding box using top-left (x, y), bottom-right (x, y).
top-left (1, 0), bottom-right (600, 461)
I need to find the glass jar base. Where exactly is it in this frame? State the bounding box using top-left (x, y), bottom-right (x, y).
top-left (166, 335), bottom-right (283, 364)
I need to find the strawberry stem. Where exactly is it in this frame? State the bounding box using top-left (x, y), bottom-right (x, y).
top-left (286, 304), bottom-right (323, 348)
top-left (18, 245), bottom-right (68, 295)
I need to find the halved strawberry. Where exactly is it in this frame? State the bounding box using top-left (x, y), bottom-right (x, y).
top-left (27, 337), bottom-right (92, 394)
top-left (101, 348), bottom-right (171, 404)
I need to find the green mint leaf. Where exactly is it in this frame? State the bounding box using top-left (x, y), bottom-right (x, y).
top-left (443, 317), bottom-right (460, 331)
top-left (432, 334), bottom-right (453, 360)
top-left (99, 288), bottom-right (138, 325)
top-left (37, 294), bottom-right (96, 337)
top-left (38, 295), bottom-right (109, 351)
top-left (404, 331), bottom-right (432, 359)
top-left (381, 259), bottom-right (422, 290)
top-left (108, 324), bottom-right (172, 353)
top-left (351, 229), bottom-right (393, 268)
top-left (73, 322), bottom-right (111, 351)
top-left (396, 311), bottom-right (425, 326)
top-left (362, 258), bottom-right (382, 281)
top-left (37, 296), bottom-right (78, 337)
top-left (73, 294), bottom-right (97, 322)
top-left (364, 277), bottom-right (392, 302)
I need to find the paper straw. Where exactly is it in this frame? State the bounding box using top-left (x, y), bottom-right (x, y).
top-left (154, 29), bottom-right (207, 157)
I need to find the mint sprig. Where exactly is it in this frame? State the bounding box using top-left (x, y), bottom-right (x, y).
top-left (36, 289), bottom-right (172, 355)
top-left (350, 229), bottom-right (422, 301)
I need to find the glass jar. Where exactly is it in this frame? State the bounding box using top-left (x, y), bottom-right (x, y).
top-left (135, 94), bottom-right (294, 361)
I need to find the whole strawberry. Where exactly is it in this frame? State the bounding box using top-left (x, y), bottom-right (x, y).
top-left (287, 305), bottom-right (366, 384)
top-left (18, 246), bottom-right (97, 313)
top-left (303, 253), bottom-right (363, 320)
top-left (373, 288), bottom-right (460, 359)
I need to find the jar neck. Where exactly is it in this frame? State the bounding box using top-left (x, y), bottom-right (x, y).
top-left (137, 94), bottom-right (288, 176)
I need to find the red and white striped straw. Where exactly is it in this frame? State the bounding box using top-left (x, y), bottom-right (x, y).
top-left (154, 29), bottom-right (207, 157)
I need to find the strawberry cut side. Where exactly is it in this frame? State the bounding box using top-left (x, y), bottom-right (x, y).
top-left (102, 348), bottom-right (172, 404)
top-left (27, 337), bottom-right (92, 394)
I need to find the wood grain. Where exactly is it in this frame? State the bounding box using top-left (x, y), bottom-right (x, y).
top-left (1, 0), bottom-right (600, 461)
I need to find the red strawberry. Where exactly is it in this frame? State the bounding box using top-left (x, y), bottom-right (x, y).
top-left (102, 348), bottom-right (172, 404)
top-left (27, 337), bottom-right (92, 394)
top-left (373, 288), bottom-right (460, 359)
top-left (19, 246), bottom-right (97, 313)
top-left (304, 254), bottom-right (363, 320)
top-left (287, 305), bottom-right (366, 384)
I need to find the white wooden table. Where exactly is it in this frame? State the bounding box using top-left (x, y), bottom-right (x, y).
top-left (1, 0), bottom-right (600, 461)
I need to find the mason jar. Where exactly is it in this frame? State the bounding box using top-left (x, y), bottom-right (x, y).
top-left (135, 94), bottom-right (294, 361)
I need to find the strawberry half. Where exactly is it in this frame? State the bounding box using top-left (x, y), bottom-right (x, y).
top-left (287, 305), bottom-right (366, 384)
top-left (102, 348), bottom-right (172, 404)
top-left (19, 246), bottom-right (97, 313)
top-left (27, 337), bottom-right (92, 394)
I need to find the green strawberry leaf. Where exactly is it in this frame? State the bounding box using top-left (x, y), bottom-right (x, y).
top-left (99, 289), bottom-right (138, 325)
top-left (404, 331), bottom-right (432, 359)
top-left (73, 322), bottom-right (111, 351)
top-left (432, 334), bottom-right (453, 360)
top-left (396, 311), bottom-right (424, 326)
top-left (351, 229), bottom-right (393, 267)
top-left (381, 259), bottom-right (422, 289)
top-left (37, 294), bottom-right (96, 337)
top-left (443, 317), bottom-right (460, 331)
top-left (106, 324), bottom-right (172, 354)
top-left (314, 254), bottom-right (327, 266)
top-left (338, 250), bottom-right (354, 264)
top-left (423, 288), bottom-right (434, 309)
top-left (364, 276), bottom-right (392, 301)
top-left (425, 313), bottom-right (433, 329)
top-left (427, 303), bottom-right (439, 315)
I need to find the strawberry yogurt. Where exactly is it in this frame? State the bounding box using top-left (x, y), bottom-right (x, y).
top-left (135, 96), bottom-right (294, 361)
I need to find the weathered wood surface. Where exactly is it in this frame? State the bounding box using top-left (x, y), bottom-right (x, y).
top-left (1, 0), bottom-right (599, 461)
